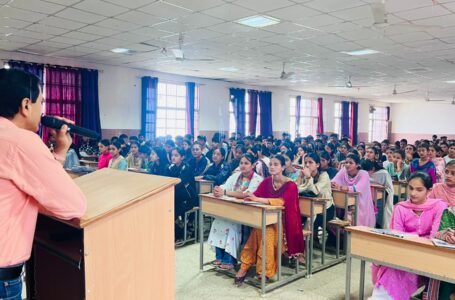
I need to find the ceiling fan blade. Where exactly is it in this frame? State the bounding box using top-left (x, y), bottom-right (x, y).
top-left (396, 89), bottom-right (417, 94)
top-left (351, 85), bottom-right (371, 88)
top-left (427, 99), bottom-right (446, 102)
top-left (183, 58), bottom-right (214, 61)
top-left (328, 85), bottom-right (348, 88)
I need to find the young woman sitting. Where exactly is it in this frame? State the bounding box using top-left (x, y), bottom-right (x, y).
top-left (410, 143), bottom-right (437, 184)
top-left (208, 154), bottom-right (263, 270)
top-left (126, 141), bottom-right (143, 170)
top-left (97, 139), bottom-right (112, 170)
top-left (108, 141), bottom-right (128, 171)
top-left (188, 143), bottom-right (210, 177)
top-left (148, 147), bottom-right (169, 176)
top-left (369, 172), bottom-right (447, 300)
top-left (234, 155), bottom-right (304, 285)
top-left (282, 150), bottom-right (302, 185)
top-left (197, 148), bottom-right (231, 186)
top-left (385, 149), bottom-right (410, 181)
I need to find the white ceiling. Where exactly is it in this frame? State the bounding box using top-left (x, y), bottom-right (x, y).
top-left (2, 0), bottom-right (455, 103)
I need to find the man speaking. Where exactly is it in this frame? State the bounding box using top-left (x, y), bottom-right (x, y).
top-left (0, 69), bottom-right (86, 299)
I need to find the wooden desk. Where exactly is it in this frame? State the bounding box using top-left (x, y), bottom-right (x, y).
top-left (199, 193), bottom-right (303, 294)
top-left (345, 226), bottom-right (455, 300)
top-left (299, 196), bottom-right (330, 274)
top-left (79, 159), bottom-right (98, 168)
top-left (370, 183), bottom-right (387, 228)
top-left (332, 189), bottom-right (359, 225)
top-left (27, 169), bottom-right (180, 300)
top-left (196, 179), bottom-right (214, 194)
top-left (393, 180), bottom-right (407, 202)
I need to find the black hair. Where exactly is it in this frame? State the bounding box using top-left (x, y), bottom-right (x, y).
top-left (408, 172), bottom-right (433, 190)
top-left (100, 139), bottom-right (110, 147)
top-left (346, 153), bottom-right (361, 165)
top-left (139, 145), bottom-right (151, 156)
top-left (172, 147), bottom-right (186, 157)
top-left (394, 149), bottom-right (406, 160)
top-left (215, 147), bottom-right (226, 158)
top-left (400, 138), bottom-right (408, 144)
top-left (192, 143), bottom-right (202, 149)
top-left (119, 134), bottom-right (128, 140)
top-left (241, 153), bottom-right (256, 164)
top-left (272, 154), bottom-right (286, 167)
top-left (165, 139), bottom-right (175, 147)
top-left (446, 160), bottom-right (455, 168)
top-left (418, 143), bottom-right (430, 151)
top-left (152, 147), bottom-right (168, 163)
top-left (129, 141), bottom-right (139, 147)
top-left (306, 152), bottom-right (321, 165)
top-left (197, 135), bottom-right (206, 142)
top-left (449, 142), bottom-right (455, 148)
top-left (110, 136), bottom-right (118, 143)
top-left (319, 151), bottom-right (332, 163)
top-left (111, 141), bottom-right (122, 150)
top-left (235, 144), bottom-right (247, 154)
top-left (129, 136), bottom-right (138, 141)
top-left (0, 69), bottom-right (40, 118)
top-left (360, 159), bottom-right (375, 171)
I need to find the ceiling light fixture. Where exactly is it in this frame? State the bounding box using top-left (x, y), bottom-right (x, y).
top-left (341, 49), bottom-right (380, 56)
top-left (3, 61), bottom-right (10, 69)
top-left (219, 67), bottom-right (238, 72)
top-left (111, 48), bottom-right (130, 54)
top-left (445, 80), bottom-right (455, 83)
top-left (235, 15), bottom-right (280, 28)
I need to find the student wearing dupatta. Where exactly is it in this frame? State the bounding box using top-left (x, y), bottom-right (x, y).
top-left (331, 153), bottom-right (376, 227)
top-left (234, 155), bottom-right (304, 284)
top-left (207, 154), bottom-right (263, 270)
top-left (428, 160), bottom-right (455, 206)
top-left (369, 172), bottom-right (447, 300)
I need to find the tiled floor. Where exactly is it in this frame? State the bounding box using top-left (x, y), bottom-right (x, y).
top-left (176, 243), bottom-right (373, 300)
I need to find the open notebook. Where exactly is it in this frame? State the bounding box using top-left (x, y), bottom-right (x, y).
top-left (432, 239), bottom-right (455, 249)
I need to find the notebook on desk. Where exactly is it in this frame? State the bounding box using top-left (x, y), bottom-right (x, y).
top-left (432, 239), bottom-right (455, 249)
top-left (371, 229), bottom-right (417, 239)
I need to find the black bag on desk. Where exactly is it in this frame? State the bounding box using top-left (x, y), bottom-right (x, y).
top-left (299, 190), bottom-right (318, 198)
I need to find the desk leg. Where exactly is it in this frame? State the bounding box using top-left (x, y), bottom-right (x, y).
top-left (277, 210), bottom-right (282, 281)
top-left (309, 205), bottom-right (314, 276)
top-left (345, 233), bottom-right (352, 300)
top-left (359, 260), bottom-right (366, 300)
top-left (261, 210), bottom-right (266, 295)
top-left (322, 205), bottom-right (327, 265)
top-left (199, 197), bottom-right (204, 271)
top-left (381, 192), bottom-right (386, 228)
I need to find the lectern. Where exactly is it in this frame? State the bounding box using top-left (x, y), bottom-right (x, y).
top-left (26, 168), bottom-right (180, 300)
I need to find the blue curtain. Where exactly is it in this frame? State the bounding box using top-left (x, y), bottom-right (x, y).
top-left (9, 61), bottom-right (44, 85)
top-left (259, 91), bottom-right (273, 137)
top-left (229, 88), bottom-right (246, 137)
top-left (350, 102), bottom-right (359, 145)
top-left (295, 96), bottom-right (301, 135)
top-left (81, 69), bottom-right (101, 135)
top-left (248, 89), bottom-right (259, 135)
top-left (341, 101), bottom-right (350, 138)
top-left (142, 77), bottom-right (158, 141)
top-left (186, 82), bottom-right (195, 136)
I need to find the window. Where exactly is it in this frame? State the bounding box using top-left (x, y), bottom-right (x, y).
top-left (156, 82), bottom-right (187, 137)
top-left (333, 102), bottom-right (351, 136)
top-left (369, 106), bottom-right (388, 142)
top-left (229, 91), bottom-right (261, 136)
top-left (289, 97), bottom-right (318, 137)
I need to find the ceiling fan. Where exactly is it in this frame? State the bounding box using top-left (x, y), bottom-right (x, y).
top-left (425, 91), bottom-right (446, 102)
top-left (329, 75), bottom-right (370, 89)
top-left (392, 84), bottom-right (417, 95)
top-left (370, 0), bottom-right (443, 29)
top-left (168, 33), bottom-right (214, 62)
top-left (280, 62), bottom-right (295, 80)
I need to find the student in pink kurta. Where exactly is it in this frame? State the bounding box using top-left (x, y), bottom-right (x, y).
top-left (428, 160), bottom-right (455, 206)
top-left (97, 139), bottom-right (112, 169)
top-left (369, 172), bottom-right (447, 300)
top-left (331, 153), bottom-right (376, 227)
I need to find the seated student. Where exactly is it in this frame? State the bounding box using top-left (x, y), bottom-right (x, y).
top-left (331, 153), bottom-right (376, 227)
top-left (382, 147), bottom-right (394, 169)
top-left (430, 206), bottom-right (455, 300)
top-left (226, 137), bottom-right (237, 163)
top-left (282, 150), bottom-right (302, 184)
top-left (293, 146), bottom-right (306, 166)
top-left (325, 143), bottom-right (337, 160)
top-left (206, 133), bottom-right (222, 163)
top-left (208, 154), bottom-right (263, 270)
top-left (148, 147), bottom-right (169, 176)
top-left (444, 143), bottom-right (455, 165)
top-left (234, 155), bottom-right (304, 285)
top-left (197, 148), bottom-right (230, 186)
top-left (385, 149), bottom-right (410, 181)
top-left (197, 135), bottom-right (209, 155)
top-left (63, 145), bottom-right (80, 169)
top-left (335, 142), bottom-right (349, 163)
top-left (319, 150), bottom-right (338, 179)
top-left (369, 172), bottom-right (447, 300)
top-left (229, 144), bottom-right (246, 172)
top-left (164, 139), bottom-right (175, 163)
top-left (118, 134), bottom-right (130, 158)
top-left (108, 141), bottom-right (128, 171)
top-left (362, 160), bottom-right (394, 229)
top-left (298, 152), bottom-right (333, 244)
top-left (356, 144), bottom-right (366, 159)
top-left (182, 139), bottom-right (192, 162)
top-left (126, 141), bottom-right (143, 170)
top-left (364, 146), bottom-right (382, 164)
top-left (429, 144), bottom-right (446, 183)
top-left (410, 143), bottom-right (437, 184)
top-left (97, 139), bottom-right (112, 170)
top-left (188, 143), bottom-right (210, 177)
top-left (138, 145), bottom-right (151, 170)
top-left (428, 160), bottom-right (455, 206)
top-left (249, 144), bottom-right (271, 178)
top-left (405, 144), bottom-right (419, 164)
top-left (167, 148), bottom-right (197, 242)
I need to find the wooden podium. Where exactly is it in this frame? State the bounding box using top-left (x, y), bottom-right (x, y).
top-left (27, 168), bottom-right (180, 300)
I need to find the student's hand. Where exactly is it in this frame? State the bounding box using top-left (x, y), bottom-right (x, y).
top-left (302, 167), bottom-right (311, 179)
top-left (50, 117), bottom-right (73, 158)
top-left (445, 229), bottom-right (455, 244)
top-left (213, 186), bottom-right (224, 197)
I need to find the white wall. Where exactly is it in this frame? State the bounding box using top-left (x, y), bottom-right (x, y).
top-left (1, 50), bottom-right (390, 137)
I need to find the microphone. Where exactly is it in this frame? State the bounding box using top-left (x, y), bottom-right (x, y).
top-left (41, 116), bottom-right (100, 139)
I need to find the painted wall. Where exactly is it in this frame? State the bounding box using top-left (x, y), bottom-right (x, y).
top-left (1, 50), bottom-right (390, 142)
top-left (391, 102), bottom-right (455, 143)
